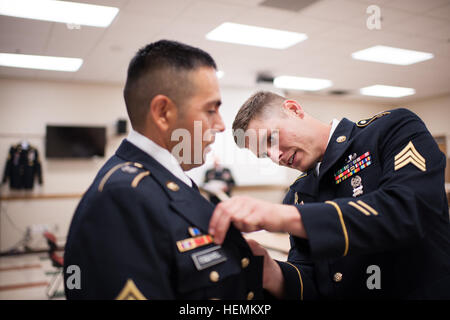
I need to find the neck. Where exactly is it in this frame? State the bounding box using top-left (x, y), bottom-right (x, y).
top-left (139, 126), bottom-right (169, 151)
top-left (317, 120), bottom-right (333, 162)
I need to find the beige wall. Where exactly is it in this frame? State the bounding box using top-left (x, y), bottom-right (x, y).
top-left (0, 77), bottom-right (448, 252)
top-left (0, 78), bottom-right (126, 252)
top-left (406, 94), bottom-right (450, 155)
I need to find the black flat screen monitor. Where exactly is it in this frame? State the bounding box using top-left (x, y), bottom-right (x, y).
top-left (46, 125), bottom-right (106, 158)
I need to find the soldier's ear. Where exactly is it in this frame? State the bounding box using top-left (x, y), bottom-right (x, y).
top-left (282, 100), bottom-right (304, 119)
top-left (148, 95), bottom-right (177, 132)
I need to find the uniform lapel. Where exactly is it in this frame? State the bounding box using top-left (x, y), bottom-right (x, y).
top-left (115, 139), bottom-right (261, 252)
top-left (289, 170), bottom-right (318, 198)
top-left (317, 118), bottom-right (356, 183)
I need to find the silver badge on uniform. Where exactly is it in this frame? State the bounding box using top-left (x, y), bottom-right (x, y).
top-left (191, 245), bottom-right (227, 271)
top-left (347, 153), bottom-right (357, 163)
top-left (351, 175), bottom-right (363, 197)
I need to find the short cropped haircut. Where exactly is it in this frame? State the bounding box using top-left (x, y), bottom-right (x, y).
top-left (123, 40), bottom-right (217, 130)
top-left (232, 91), bottom-right (285, 133)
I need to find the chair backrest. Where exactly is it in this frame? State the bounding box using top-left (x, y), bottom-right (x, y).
top-left (43, 231), bottom-right (58, 252)
top-left (43, 231), bottom-right (64, 268)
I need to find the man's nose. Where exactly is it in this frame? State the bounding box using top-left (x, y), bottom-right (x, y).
top-left (215, 114), bottom-right (225, 132)
top-left (267, 148), bottom-right (282, 165)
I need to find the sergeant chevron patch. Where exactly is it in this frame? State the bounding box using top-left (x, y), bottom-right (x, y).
top-left (394, 141), bottom-right (426, 172)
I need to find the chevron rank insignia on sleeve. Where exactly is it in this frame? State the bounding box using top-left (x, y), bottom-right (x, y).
top-left (394, 141), bottom-right (426, 172)
top-left (115, 279), bottom-right (147, 300)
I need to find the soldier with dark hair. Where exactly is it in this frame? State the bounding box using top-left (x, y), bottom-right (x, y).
top-left (64, 41), bottom-right (263, 300)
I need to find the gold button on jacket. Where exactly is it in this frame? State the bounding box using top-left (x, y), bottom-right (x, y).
top-left (333, 272), bottom-right (343, 282)
top-left (241, 257), bottom-right (250, 269)
top-left (209, 271), bottom-right (220, 283)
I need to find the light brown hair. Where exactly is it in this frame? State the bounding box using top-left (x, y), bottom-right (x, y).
top-left (232, 91), bottom-right (285, 133)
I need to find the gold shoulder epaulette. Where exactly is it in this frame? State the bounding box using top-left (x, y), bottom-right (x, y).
top-left (357, 111), bottom-right (391, 127)
top-left (98, 162), bottom-right (149, 192)
top-left (291, 172), bottom-right (308, 186)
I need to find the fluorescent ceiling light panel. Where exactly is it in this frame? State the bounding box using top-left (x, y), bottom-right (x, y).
top-left (0, 0), bottom-right (119, 27)
top-left (206, 22), bottom-right (307, 49)
top-left (0, 53), bottom-right (83, 72)
top-left (360, 85), bottom-right (415, 98)
top-left (351, 45), bottom-right (433, 65)
top-left (274, 76), bottom-right (332, 91)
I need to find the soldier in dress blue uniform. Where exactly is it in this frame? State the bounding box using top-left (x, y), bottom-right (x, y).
top-left (63, 40), bottom-right (263, 300)
top-left (209, 91), bottom-right (450, 299)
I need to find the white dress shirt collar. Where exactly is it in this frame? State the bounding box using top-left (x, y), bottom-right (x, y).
top-left (126, 129), bottom-right (192, 187)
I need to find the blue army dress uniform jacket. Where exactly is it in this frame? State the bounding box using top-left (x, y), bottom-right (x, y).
top-left (278, 108), bottom-right (450, 300)
top-left (64, 140), bottom-right (263, 300)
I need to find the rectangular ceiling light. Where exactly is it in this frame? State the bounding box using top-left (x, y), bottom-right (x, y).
top-left (274, 75), bottom-right (332, 91)
top-left (0, 53), bottom-right (83, 72)
top-left (360, 85), bottom-right (415, 98)
top-left (351, 45), bottom-right (434, 65)
top-left (206, 22), bottom-right (307, 49)
top-left (0, 0), bottom-right (119, 27)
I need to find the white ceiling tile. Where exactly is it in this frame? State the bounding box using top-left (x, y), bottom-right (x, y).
top-left (350, 0), bottom-right (392, 5)
top-left (0, 66), bottom-right (36, 78)
top-left (284, 15), bottom-right (338, 36)
top-left (426, 3), bottom-right (450, 20)
top-left (232, 5), bottom-right (297, 30)
top-left (214, 0), bottom-right (263, 6)
top-left (299, 0), bottom-right (369, 23)
top-left (179, 0), bottom-right (242, 24)
top-left (0, 16), bottom-right (52, 54)
top-left (32, 69), bottom-right (76, 81)
top-left (389, 15), bottom-right (450, 40)
top-left (0, 33), bottom-right (48, 55)
top-left (122, 0), bottom-right (194, 20)
top-left (0, 16), bottom-right (52, 37)
top-left (316, 25), bottom-right (369, 43)
top-left (45, 24), bottom-right (105, 58)
top-left (386, 0), bottom-right (450, 14)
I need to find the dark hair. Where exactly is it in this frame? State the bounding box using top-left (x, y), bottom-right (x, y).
top-left (123, 40), bottom-right (217, 130)
top-left (232, 91), bottom-right (285, 133)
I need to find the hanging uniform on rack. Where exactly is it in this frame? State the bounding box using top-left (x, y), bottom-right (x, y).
top-left (2, 142), bottom-right (43, 190)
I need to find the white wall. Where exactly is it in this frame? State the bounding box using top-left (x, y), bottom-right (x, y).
top-left (1, 77), bottom-right (446, 252)
top-left (0, 78), bottom-right (127, 252)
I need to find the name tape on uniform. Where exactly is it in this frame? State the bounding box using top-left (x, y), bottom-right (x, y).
top-left (191, 245), bottom-right (227, 270)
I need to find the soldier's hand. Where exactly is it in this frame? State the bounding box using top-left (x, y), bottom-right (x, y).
top-left (246, 239), bottom-right (285, 298)
top-left (208, 196), bottom-right (306, 244)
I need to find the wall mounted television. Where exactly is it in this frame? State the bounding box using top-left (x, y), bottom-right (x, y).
top-left (45, 125), bottom-right (106, 158)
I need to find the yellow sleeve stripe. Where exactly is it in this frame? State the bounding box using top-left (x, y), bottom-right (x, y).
top-left (357, 200), bottom-right (378, 216)
top-left (325, 201), bottom-right (349, 256)
top-left (348, 201), bottom-right (370, 216)
top-left (285, 261), bottom-right (304, 300)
